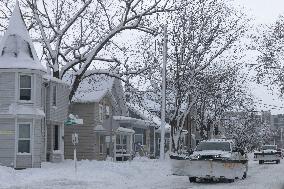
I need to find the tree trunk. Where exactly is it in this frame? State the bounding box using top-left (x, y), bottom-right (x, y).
top-left (53, 70), bottom-right (60, 79)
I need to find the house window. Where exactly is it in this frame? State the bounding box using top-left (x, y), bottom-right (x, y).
top-left (54, 125), bottom-right (60, 151)
top-left (116, 134), bottom-right (127, 153)
top-left (99, 135), bottom-right (104, 154)
top-left (19, 75), bottom-right (32, 101)
top-left (99, 104), bottom-right (104, 122)
top-left (105, 106), bottom-right (110, 118)
top-left (52, 85), bottom-right (57, 106)
top-left (18, 123), bottom-right (31, 153)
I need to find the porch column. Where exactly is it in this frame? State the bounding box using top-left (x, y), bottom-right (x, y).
top-left (129, 134), bottom-right (133, 155)
top-left (113, 134), bottom-right (116, 161)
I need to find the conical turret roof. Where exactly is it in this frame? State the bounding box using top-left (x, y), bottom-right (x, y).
top-left (0, 1), bottom-right (46, 72)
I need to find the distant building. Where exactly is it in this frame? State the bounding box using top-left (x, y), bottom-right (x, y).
top-left (270, 114), bottom-right (284, 130)
top-left (260, 110), bottom-right (272, 126)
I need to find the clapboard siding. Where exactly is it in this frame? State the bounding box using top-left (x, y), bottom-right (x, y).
top-left (64, 125), bottom-right (96, 160)
top-left (33, 119), bottom-right (42, 167)
top-left (16, 155), bottom-right (32, 168)
top-left (66, 95), bottom-right (116, 161)
top-left (65, 103), bottom-right (96, 160)
top-left (46, 82), bottom-right (69, 123)
top-left (35, 74), bottom-right (42, 107)
top-left (44, 81), bottom-right (69, 163)
top-left (16, 118), bottom-right (42, 168)
top-left (0, 73), bottom-right (15, 113)
top-left (0, 118), bottom-right (15, 167)
top-left (0, 158), bottom-right (14, 167)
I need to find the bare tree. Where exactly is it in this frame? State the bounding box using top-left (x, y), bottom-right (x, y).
top-left (194, 64), bottom-right (253, 140)
top-left (1, 0), bottom-right (177, 101)
top-left (167, 0), bottom-right (248, 153)
top-left (254, 16), bottom-right (284, 94)
top-left (0, 0), bottom-right (12, 32)
top-left (224, 110), bottom-right (275, 151)
top-left (141, 0), bottom-right (248, 153)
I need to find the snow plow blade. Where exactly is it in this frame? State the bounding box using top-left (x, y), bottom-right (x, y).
top-left (171, 156), bottom-right (248, 179)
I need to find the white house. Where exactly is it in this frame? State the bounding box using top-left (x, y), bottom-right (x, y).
top-left (0, 2), bottom-right (69, 168)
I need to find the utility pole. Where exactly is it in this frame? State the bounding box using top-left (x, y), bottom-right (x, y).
top-left (160, 25), bottom-right (167, 160)
top-left (281, 127), bottom-right (283, 142)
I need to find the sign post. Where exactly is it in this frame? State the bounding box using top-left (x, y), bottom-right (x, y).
top-left (64, 114), bottom-right (83, 175)
top-left (72, 133), bottom-right (79, 174)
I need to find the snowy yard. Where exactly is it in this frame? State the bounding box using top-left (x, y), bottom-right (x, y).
top-left (0, 156), bottom-right (284, 189)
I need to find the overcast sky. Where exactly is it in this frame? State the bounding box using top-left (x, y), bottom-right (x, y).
top-left (233, 0), bottom-right (284, 115)
top-left (235, 0), bottom-right (284, 24)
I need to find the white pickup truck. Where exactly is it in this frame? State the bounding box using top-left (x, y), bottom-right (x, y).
top-left (171, 139), bottom-right (248, 183)
top-left (254, 145), bottom-right (281, 164)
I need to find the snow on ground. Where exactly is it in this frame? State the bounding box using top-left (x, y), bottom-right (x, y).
top-left (0, 155), bottom-right (283, 189)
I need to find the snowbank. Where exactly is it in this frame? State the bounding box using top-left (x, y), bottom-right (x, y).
top-left (0, 155), bottom-right (283, 189)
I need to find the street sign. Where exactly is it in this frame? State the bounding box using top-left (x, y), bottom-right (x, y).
top-left (64, 114), bottom-right (83, 126)
top-left (72, 133), bottom-right (79, 145)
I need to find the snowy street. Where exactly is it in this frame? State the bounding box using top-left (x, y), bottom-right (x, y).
top-left (0, 155), bottom-right (283, 189)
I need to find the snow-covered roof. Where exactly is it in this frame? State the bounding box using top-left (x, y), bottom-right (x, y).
top-left (0, 1), bottom-right (46, 72)
top-left (204, 139), bottom-right (234, 143)
top-left (142, 99), bottom-right (161, 112)
top-left (116, 127), bottom-right (135, 134)
top-left (72, 74), bottom-right (115, 103)
top-left (95, 119), bottom-right (135, 134)
top-left (113, 115), bottom-right (152, 127)
top-left (127, 103), bottom-right (171, 132)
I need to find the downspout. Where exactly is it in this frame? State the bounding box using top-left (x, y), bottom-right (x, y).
top-left (43, 80), bottom-right (49, 162)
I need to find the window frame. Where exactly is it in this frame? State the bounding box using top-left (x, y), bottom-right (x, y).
top-left (105, 106), bottom-right (110, 116)
top-left (53, 125), bottom-right (60, 151)
top-left (134, 134), bottom-right (144, 151)
top-left (17, 122), bottom-right (32, 155)
top-left (99, 135), bottom-right (104, 154)
top-left (134, 134), bottom-right (144, 145)
top-left (19, 74), bottom-right (33, 102)
top-left (99, 104), bottom-right (104, 122)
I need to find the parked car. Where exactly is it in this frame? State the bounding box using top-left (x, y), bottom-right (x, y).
top-left (170, 139), bottom-right (248, 183)
top-left (254, 145), bottom-right (281, 164)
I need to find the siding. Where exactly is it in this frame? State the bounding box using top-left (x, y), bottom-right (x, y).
top-left (46, 123), bottom-right (64, 162)
top-left (16, 155), bottom-right (32, 168)
top-left (35, 74), bottom-right (42, 107)
top-left (46, 82), bottom-right (70, 123)
top-left (16, 118), bottom-right (42, 168)
top-left (0, 118), bottom-right (15, 167)
top-left (66, 103), bottom-right (96, 160)
top-left (0, 72), bottom-right (15, 113)
top-left (33, 119), bottom-right (43, 167)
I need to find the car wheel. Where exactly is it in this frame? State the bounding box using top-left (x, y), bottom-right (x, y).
top-left (259, 160), bottom-right (263, 164)
top-left (189, 177), bottom-right (197, 183)
top-left (276, 160), bottom-right (280, 164)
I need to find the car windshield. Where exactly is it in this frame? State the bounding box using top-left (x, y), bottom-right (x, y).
top-left (262, 145), bottom-right (277, 150)
top-left (196, 142), bottom-right (231, 151)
